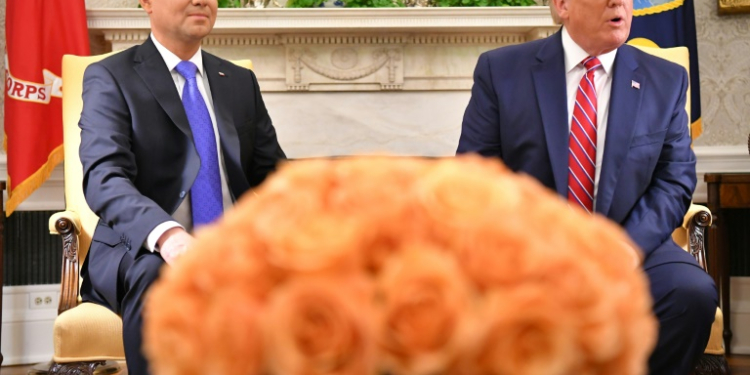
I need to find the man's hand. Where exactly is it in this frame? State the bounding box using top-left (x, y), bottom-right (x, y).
top-left (157, 227), bottom-right (194, 266)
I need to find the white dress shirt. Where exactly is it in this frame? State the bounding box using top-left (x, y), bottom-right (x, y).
top-left (145, 34), bottom-right (234, 252)
top-left (561, 27), bottom-right (617, 209)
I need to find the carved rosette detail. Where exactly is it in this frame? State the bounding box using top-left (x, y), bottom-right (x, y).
top-left (331, 48), bottom-right (359, 70)
top-left (57, 218), bottom-right (79, 264)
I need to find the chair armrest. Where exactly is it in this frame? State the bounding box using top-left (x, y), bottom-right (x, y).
top-left (684, 204), bottom-right (712, 272)
top-left (50, 211), bottom-right (81, 236)
top-left (683, 204), bottom-right (712, 229)
top-left (49, 211), bottom-right (83, 314)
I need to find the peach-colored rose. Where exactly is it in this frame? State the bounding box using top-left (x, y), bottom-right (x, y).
top-left (144, 222), bottom-right (277, 375)
top-left (145, 274), bottom-right (266, 375)
top-left (264, 276), bottom-right (376, 375)
top-left (375, 245), bottom-right (479, 375)
top-left (242, 160), bottom-right (365, 277)
top-left (328, 157), bottom-right (429, 272)
top-left (467, 286), bottom-right (579, 375)
top-left (415, 159), bottom-right (521, 234)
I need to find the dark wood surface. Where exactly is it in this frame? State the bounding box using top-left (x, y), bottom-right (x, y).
top-left (705, 173), bottom-right (750, 355)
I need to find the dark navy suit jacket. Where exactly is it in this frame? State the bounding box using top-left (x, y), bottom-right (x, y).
top-left (79, 38), bottom-right (286, 312)
top-left (457, 31), bottom-right (697, 269)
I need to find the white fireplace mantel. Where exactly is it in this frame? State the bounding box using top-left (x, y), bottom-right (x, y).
top-left (87, 7), bottom-right (558, 92)
top-left (83, 7), bottom-right (562, 163)
top-left (87, 7), bottom-right (558, 34)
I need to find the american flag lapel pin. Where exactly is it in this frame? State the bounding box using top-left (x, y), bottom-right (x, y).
top-left (631, 80), bottom-right (640, 89)
top-left (218, 71), bottom-right (226, 77)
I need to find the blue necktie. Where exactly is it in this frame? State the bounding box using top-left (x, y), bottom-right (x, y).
top-left (175, 61), bottom-right (223, 227)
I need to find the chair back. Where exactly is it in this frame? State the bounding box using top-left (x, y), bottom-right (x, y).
top-left (626, 42), bottom-right (691, 132)
top-left (625, 43), bottom-right (697, 251)
top-left (61, 53), bottom-right (119, 265)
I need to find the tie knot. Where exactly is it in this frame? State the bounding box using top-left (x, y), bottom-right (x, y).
top-left (175, 61), bottom-right (198, 80)
top-left (583, 56), bottom-right (601, 72)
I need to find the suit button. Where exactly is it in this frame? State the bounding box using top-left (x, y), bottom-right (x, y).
top-left (180, 191), bottom-right (186, 198)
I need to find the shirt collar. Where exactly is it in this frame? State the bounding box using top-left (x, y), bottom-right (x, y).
top-left (151, 33), bottom-right (204, 77)
top-left (561, 27), bottom-right (616, 75)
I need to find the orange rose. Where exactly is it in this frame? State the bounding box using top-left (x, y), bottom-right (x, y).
top-left (144, 221), bottom-right (277, 375)
top-left (467, 286), bottom-right (579, 375)
top-left (145, 273), bottom-right (266, 375)
top-left (415, 158), bottom-right (520, 235)
top-left (264, 276), bottom-right (376, 375)
top-left (328, 157), bottom-right (428, 272)
top-left (242, 160), bottom-right (364, 277)
top-left (375, 245), bottom-right (479, 375)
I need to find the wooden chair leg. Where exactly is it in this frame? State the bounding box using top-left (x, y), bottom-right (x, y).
top-left (691, 353), bottom-right (730, 375)
top-left (28, 360), bottom-right (122, 375)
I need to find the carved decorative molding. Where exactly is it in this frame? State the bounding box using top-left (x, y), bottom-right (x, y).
top-left (287, 47), bottom-right (403, 91)
top-left (103, 33), bottom-right (532, 47)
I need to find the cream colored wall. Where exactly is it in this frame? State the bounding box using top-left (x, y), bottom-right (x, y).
top-left (0, 1), bottom-right (748, 147)
top-left (695, 0), bottom-right (750, 146)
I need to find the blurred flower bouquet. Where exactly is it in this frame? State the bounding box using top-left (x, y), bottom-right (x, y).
top-left (144, 156), bottom-right (656, 375)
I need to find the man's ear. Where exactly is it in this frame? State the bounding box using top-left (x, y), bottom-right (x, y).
top-left (553, 0), bottom-right (569, 20)
top-left (139, 0), bottom-right (153, 13)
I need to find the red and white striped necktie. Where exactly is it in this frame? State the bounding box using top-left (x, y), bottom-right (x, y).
top-left (567, 56), bottom-right (601, 213)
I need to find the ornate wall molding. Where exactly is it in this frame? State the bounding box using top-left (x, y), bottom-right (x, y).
top-left (287, 47), bottom-right (403, 91)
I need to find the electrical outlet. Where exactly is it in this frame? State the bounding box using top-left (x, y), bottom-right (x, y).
top-left (29, 291), bottom-right (59, 310)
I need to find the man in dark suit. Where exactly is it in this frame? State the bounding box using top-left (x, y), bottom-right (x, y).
top-left (78, 0), bottom-right (286, 373)
top-left (457, 0), bottom-right (716, 373)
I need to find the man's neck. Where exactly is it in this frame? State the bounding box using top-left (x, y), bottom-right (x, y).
top-left (152, 32), bottom-right (201, 61)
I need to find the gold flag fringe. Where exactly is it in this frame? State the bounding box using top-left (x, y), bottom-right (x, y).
top-left (691, 118), bottom-right (703, 141)
top-left (633, 0), bottom-right (684, 17)
top-left (5, 144), bottom-right (64, 216)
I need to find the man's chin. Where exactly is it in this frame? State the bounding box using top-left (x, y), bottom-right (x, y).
top-left (186, 28), bottom-right (213, 40)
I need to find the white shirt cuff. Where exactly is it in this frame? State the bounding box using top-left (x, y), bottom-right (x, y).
top-left (146, 221), bottom-right (185, 252)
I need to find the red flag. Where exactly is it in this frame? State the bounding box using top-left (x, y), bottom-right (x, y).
top-left (4, 0), bottom-right (90, 216)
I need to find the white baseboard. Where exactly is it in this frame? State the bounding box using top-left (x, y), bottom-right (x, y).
top-left (731, 277), bottom-right (750, 354)
top-left (1, 284), bottom-right (59, 366)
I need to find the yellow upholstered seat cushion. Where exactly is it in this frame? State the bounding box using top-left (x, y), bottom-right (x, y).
top-left (53, 302), bottom-right (125, 363)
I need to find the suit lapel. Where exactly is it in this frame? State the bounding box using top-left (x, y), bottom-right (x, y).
top-left (596, 46), bottom-right (643, 216)
top-left (133, 38), bottom-right (193, 140)
top-left (531, 32), bottom-right (569, 197)
top-left (203, 54), bottom-right (248, 198)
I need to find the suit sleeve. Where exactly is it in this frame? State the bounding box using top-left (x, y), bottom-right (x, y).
top-left (79, 63), bottom-right (174, 251)
top-left (457, 52), bottom-right (502, 157)
top-left (246, 68), bottom-right (286, 187)
top-left (621, 69), bottom-right (696, 257)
